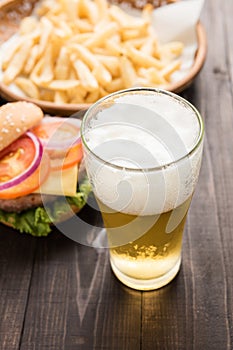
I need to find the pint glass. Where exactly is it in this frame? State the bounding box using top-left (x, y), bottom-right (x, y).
top-left (81, 88), bottom-right (204, 290)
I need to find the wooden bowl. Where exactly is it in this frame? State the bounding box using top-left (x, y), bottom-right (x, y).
top-left (0, 0), bottom-right (207, 116)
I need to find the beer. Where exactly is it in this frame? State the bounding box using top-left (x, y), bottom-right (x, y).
top-left (98, 196), bottom-right (192, 289)
top-left (81, 88), bottom-right (204, 290)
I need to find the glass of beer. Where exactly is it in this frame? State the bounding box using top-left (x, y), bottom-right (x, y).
top-left (81, 88), bottom-right (204, 291)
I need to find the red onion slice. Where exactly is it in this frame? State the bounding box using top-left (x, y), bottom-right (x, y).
top-left (39, 117), bottom-right (82, 150)
top-left (0, 132), bottom-right (43, 191)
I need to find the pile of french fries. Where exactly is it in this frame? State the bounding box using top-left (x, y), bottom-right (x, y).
top-left (1, 0), bottom-right (184, 104)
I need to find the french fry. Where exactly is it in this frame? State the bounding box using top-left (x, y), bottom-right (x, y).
top-left (3, 38), bottom-right (33, 84)
top-left (140, 37), bottom-right (155, 56)
top-left (142, 3), bottom-right (154, 21)
top-left (105, 39), bottom-right (125, 56)
top-left (49, 16), bottom-right (73, 38)
top-left (123, 37), bottom-right (146, 49)
top-left (68, 86), bottom-right (86, 103)
top-left (120, 56), bottom-right (137, 88)
top-left (105, 78), bottom-right (124, 93)
top-left (78, 0), bottom-right (99, 24)
top-left (95, 55), bottom-right (120, 77)
top-left (85, 90), bottom-right (100, 103)
top-left (160, 60), bottom-right (181, 81)
top-left (40, 89), bottom-right (55, 102)
top-left (163, 41), bottom-right (184, 55)
top-left (1, 37), bottom-right (25, 70)
top-left (30, 55), bottom-right (44, 86)
top-left (74, 19), bottom-right (93, 33)
top-left (121, 28), bottom-right (147, 41)
top-left (125, 45), bottom-right (165, 69)
top-left (150, 69), bottom-right (167, 85)
top-left (69, 94), bottom-right (85, 104)
top-left (14, 77), bottom-right (40, 99)
top-left (19, 17), bottom-right (39, 35)
top-left (94, 19), bottom-right (110, 32)
top-left (138, 67), bottom-right (167, 85)
top-left (99, 86), bottom-right (109, 98)
top-left (44, 79), bottom-right (80, 90)
top-left (93, 63), bottom-right (112, 85)
top-left (109, 5), bottom-right (148, 30)
top-left (68, 33), bottom-right (93, 44)
top-left (55, 47), bottom-right (70, 79)
top-left (72, 59), bottom-right (98, 91)
top-left (24, 45), bottom-right (40, 75)
top-left (36, 0), bottom-right (60, 16)
top-left (95, 0), bottom-right (109, 19)
top-left (59, 0), bottom-right (79, 21)
top-left (68, 43), bottom-right (97, 70)
top-left (90, 47), bottom-right (113, 56)
top-left (37, 17), bottom-right (53, 57)
top-left (84, 22), bottom-right (118, 48)
top-left (37, 44), bottom-right (54, 84)
top-left (54, 90), bottom-right (69, 103)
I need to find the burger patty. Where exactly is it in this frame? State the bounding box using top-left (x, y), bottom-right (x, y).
top-left (0, 194), bottom-right (57, 213)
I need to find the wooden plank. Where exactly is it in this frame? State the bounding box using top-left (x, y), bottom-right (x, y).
top-left (0, 227), bottom-right (36, 350)
top-left (194, 0), bottom-right (233, 347)
top-left (224, 0), bottom-right (233, 81)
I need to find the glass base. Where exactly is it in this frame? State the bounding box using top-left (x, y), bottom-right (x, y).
top-left (110, 257), bottom-right (181, 291)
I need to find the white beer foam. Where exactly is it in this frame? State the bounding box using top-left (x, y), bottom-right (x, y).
top-left (83, 91), bottom-right (203, 215)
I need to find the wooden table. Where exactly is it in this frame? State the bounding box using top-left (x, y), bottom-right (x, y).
top-left (1, 1), bottom-right (233, 349)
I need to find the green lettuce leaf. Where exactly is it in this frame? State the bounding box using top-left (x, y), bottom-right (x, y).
top-left (0, 178), bottom-right (92, 237)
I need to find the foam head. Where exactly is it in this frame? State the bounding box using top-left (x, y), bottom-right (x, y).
top-left (82, 89), bottom-right (204, 215)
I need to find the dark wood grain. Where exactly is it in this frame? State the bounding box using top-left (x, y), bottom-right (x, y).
top-left (0, 229), bottom-right (36, 349)
top-left (1, 0), bottom-right (233, 349)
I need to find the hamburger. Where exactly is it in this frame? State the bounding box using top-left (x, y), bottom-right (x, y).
top-left (0, 101), bottom-right (91, 236)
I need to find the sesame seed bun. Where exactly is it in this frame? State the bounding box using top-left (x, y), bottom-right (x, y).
top-left (0, 101), bottom-right (43, 152)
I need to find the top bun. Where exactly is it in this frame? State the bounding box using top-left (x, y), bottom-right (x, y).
top-left (0, 101), bottom-right (43, 151)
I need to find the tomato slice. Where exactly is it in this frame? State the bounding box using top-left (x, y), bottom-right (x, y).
top-left (0, 152), bottom-right (50, 199)
top-left (0, 136), bottom-right (36, 183)
top-left (50, 142), bottom-right (83, 170)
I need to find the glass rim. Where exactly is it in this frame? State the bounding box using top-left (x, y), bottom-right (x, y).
top-left (81, 87), bottom-right (204, 173)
